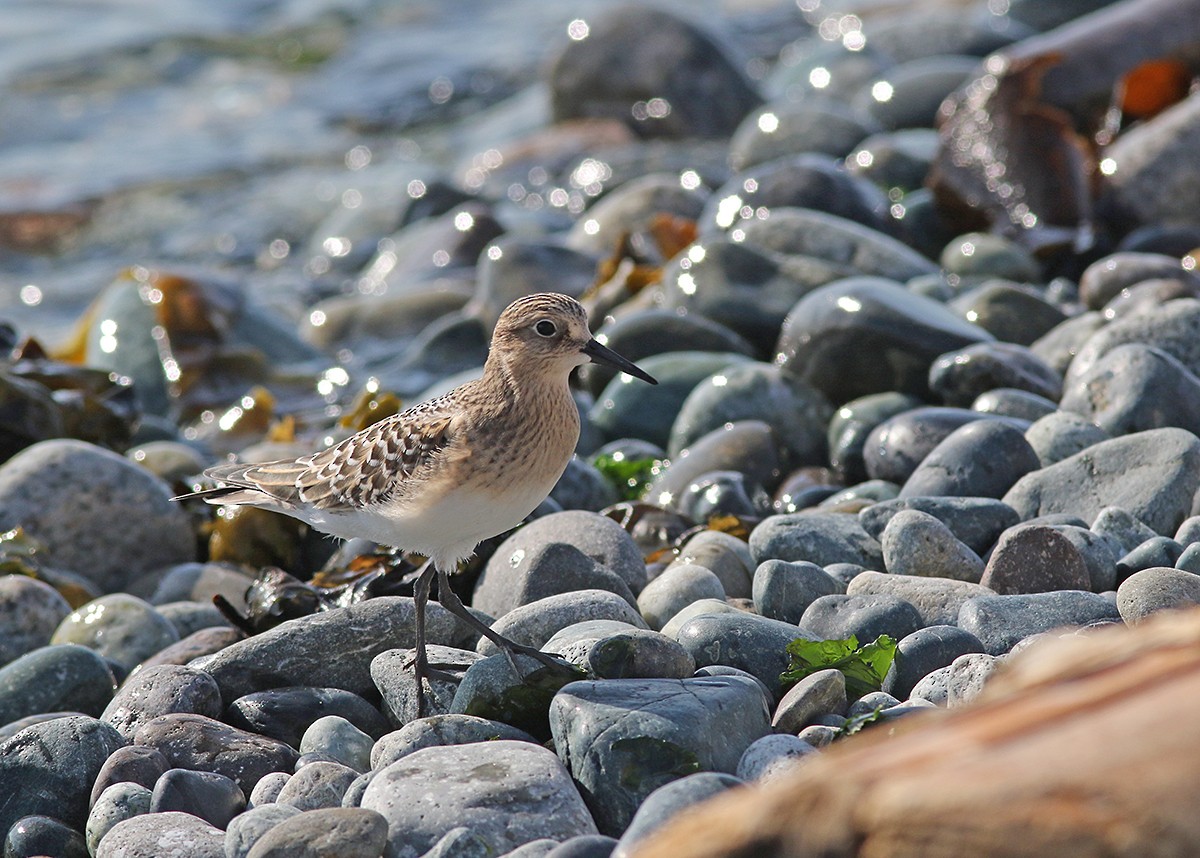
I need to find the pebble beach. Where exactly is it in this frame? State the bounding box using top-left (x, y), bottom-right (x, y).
top-left (3, 0), bottom-right (1200, 856)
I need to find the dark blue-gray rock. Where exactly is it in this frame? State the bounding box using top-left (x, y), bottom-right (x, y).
top-left (370, 714), bottom-right (538, 770)
top-left (550, 676), bottom-right (768, 835)
top-left (498, 840), bottom-right (560, 858)
top-left (248, 773), bottom-right (290, 807)
top-left (900, 420), bottom-right (1040, 500)
top-left (477, 590), bottom-right (648, 657)
top-left (948, 281), bottom-right (1066, 347)
top-left (4, 814), bottom-right (88, 858)
top-left (477, 510), bottom-right (647, 618)
top-left (550, 457), bottom-right (619, 512)
top-left (371, 645), bottom-right (483, 726)
top-left (846, 571), bottom-right (993, 628)
top-left (156, 601), bottom-right (230, 639)
top-left (225, 686), bottom-right (389, 749)
top-left (134, 561), bottom-right (255, 609)
top-left (1176, 515), bottom-right (1200, 545)
top-left (611, 772), bottom-right (743, 858)
top-left (862, 407), bottom-right (996, 484)
top-left (734, 734), bottom-right (816, 782)
top-left (201, 597), bottom-right (460, 704)
top-left (1067, 299), bottom-right (1200, 383)
top-left (101, 664), bottom-right (221, 740)
top-left (883, 625), bottom-right (986, 699)
top-left (223, 804), bottom-right (301, 858)
top-left (673, 530), bottom-right (755, 600)
top-left (1116, 566), bottom-right (1200, 624)
top-left (0, 575), bottom-right (71, 666)
top-left (929, 342), bottom-right (1062, 407)
top-left (590, 351), bottom-right (753, 448)
top-left (51, 594), bottom-right (179, 672)
top-left (753, 560), bottom-right (841, 625)
top-left (672, 611), bottom-right (808, 699)
top-left (820, 480), bottom-right (897, 509)
top-left (470, 238), bottom-right (596, 327)
top-left (674, 470), bottom-right (771, 521)
top-left (0, 715), bottom-right (126, 835)
top-left (0, 440), bottom-right (195, 593)
top-left (548, 7), bottom-right (760, 139)
top-left (1077, 252), bottom-right (1198, 310)
top-left (542, 621), bottom-right (641, 669)
top-left (96, 811), bottom-right (224, 858)
top-left (243, 807), bottom-right (389, 858)
top-left (0, 643), bottom-right (116, 724)
top-left (971, 388), bottom-right (1058, 423)
top-left (860, 495), bottom-right (1019, 556)
top-left (417, 826), bottom-right (492, 858)
top-left (1061, 344), bottom-right (1200, 437)
top-left (800, 594), bottom-right (924, 643)
top-left (363, 740), bottom-right (596, 857)
top-left (824, 563), bottom-right (866, 590)
top-left (827, 392), bottom-right (924, 484)
top-left (854, 55), bottom-right (978, 130)
top-left (848, 690), bottom-right (901, 718)
top-left (668, 363), bottom-right (831, 466)
top-left (730, 100), bottom-right (879, 170)
top-left (846, 128), bottom-right (937, 192)
top-left (658, 600), bottom-right (738, 640)
top-left (1024, 411), bottom-right (1110, 467)
top-left (880, 509), bottom-right (984, 582)
top-left (1092, 507), bottom-right (1160, 555)
top-left (1177, 543), bottom-right (1200, 574)
top-left (775, 277), bottom-right (990, 405)
top-left (1030, 312), bottom-right (1106, 378)
top-left (546, 834), bottom-right (620, 858)
top-left (133, 713), bottom-right (298, 796)
top-left (636, 565), bottom-right (725, 631)
top-left (586, 629), bottom-right (696, 680)
top-left (87, 782), bottom-right (153, 855)
top-left (450, 653), bottom-right (583, 741)
top-left (89, 744), bottom-right (168, 807)
top-left (980, 525), bottom-right (1091, 595)
top-left (647, 421), bottom-right (783, 509)
top-left (749, 511), bottom-right (883, 569)
top-left (299, 716), bottom-right (373, 773)
top-left (958, 592), bottom-right (1122, 655)
top-left (150, 768), bottom-right (244, 829)
top-left (1004, 428), bottom-right (1200, 535)
top-left (772, 669), bottom-right (848, 732)
top-left (274, 761), bottom-right (359, 811)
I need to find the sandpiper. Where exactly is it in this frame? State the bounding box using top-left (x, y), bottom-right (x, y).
top-left (178, 292), bottom-right (657, 705)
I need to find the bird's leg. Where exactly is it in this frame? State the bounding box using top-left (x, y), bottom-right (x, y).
top-left (408, 561), bottom-right (456, 717)
top-left (435, 568), bottom-right (567, 671)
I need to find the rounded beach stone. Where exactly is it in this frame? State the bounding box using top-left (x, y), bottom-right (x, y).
top-left (957, 592), bottom-right (1122, 655)
top-left (101, 664), bottom-right (221, 740)
top-left (87, 782), bottom-right (153, 855)
top-left (51, 594), bottom-right (178, 672)
top-left (150, 768), bottom-right (245, 829)
top-left (96, 811), bottom-right (224, 858)
top-left (0, 440), bottom-right (195, 592)
top-left (89, 744), bottom-right (169, 807)
top-left (637, 564), bottom-right (725, 631)
top-left (1116, 567), bottom-right (1200, 624)
top-left (370, 714), bottom-right (537, 770)
top-left (883, 625), bottom-right (986, 700)
top-left (799, 594), bottom-right (924, 643)
top-left (1024, 411), bottom-right (1110, 467)
top-left (749, 511), bottom-right (883, 569)
top-left (880, 509), bottom-right (984, 582)
top-left (672, 611), bottom-right (806, 699)
top-left (243, 807), bottom-right (388, 858)
top-left (473, 542), bottom-right (636, 619)
top-left (753, 560), bottom-right (841, 625)
top-left (899, 420), bottom-right (1039, 500)
top-left (300, 716), bottom-right (374, 773)
top-left (477, 589), bottom-right (648, 657)
top-left (585, 628), bottom-right (696, 680)
top-left (980, 525), bottom-right (1091, 595)
top-left (846, 571), bottom-right (993, 628)
top-left (223, 804), bottom-right (302, 858)
top-left (374, 644), bottom-right (480, 727)
top-left (0, 575), bottom-right (71, 666)
top-left (1061, 343), bottom-right (1200, 437)
top-left (862, 407), bottom-right (988, 485)
top-left (364, 740), bottom-right (597, 855)
top-left (1077, 252), bottom-right (1195, 310)
top-left (734, 734), bottom-right (816, 782)
top-left (275, 761), bottom-right (360, 811)
top-left (0, 643), bottom-right (116, 725)
top-left (225, 686), bottom-right (389, 749)
top-left (546, 834), bottom-right (620, 858)
top-left (772, 669), bottom-right (848, 733)
top-left (928, 341), bottom-right (1061, 407)
top-left (611, 772), bottom-right (743, 858)
top-left (4, 814), bottom-right (88, 858)
top-left (249, 773), bottom-right (291, 807)
top-left (945, 652), bottom-right (1001, 708)
top-left (671, 530), bottom-right (755, 600)
top-left (542, 620), bottom-right (639, 668)
top-left (859, 495), bottom-right (1019, 556)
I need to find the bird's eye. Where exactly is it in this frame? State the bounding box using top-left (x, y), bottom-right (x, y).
top-left (535, 320), bottom-right (557, 337)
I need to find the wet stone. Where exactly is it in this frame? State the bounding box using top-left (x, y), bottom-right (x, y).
top-left (51, 594), bottom-right (179, 672)
top-left (773, 669), bottom-right (848, 733)
top-left (4, 814), bottom-right (88, 858)
top-left (371, 645), bottom-right (483, 726)
top-left (0, 440), bottom-right (195, 593)
top-left (929, 342), bottom-right (1062, 407)
top-left (863, 407), bottom-right (991, 485)
top-left (370, 714), bottom-right (537, 771)
top-left (450, 653), bottom-right (583, 741)
top-left (827, 392), bottom-right (924, 484)
top-left (847, 571), bottom-right (994, 628)
top-left (752, 560), bottom-right (841, 625)
top-left (299, 715), bottom-right (373, 773)
top-left (1003, 428), bottom-right (1200, 535)
top-left (0, 575), bottom-right (71, 666)
top-left (95, 811), bottom-right (224, 858)
top-left (101, 664), bottom-right (221, 741)
top-left (611, 772), bottom-right (743, 858)
top-left (947, 281), bottom-right (1066, 347)
top-left (853, 55), bottom-right (978, 130)
top-left (476, 542), bottom-right (636, 620)
top-left (133, 713), bottom-right (298, 796)
top-left (749, 511), bottom-right (883, 570)
top-left (549, 676), bottom-right (768, 835)
top-left (225, 686), bottom-right (389, 749)
top-left (478, 589), bottom-right (648, 657)
top-left (980, 525), bottom-right (1092, 595)
top-left (674, 470), bottom-right (770, 521)
top-left (957, 592), bottom-right (1122, 655)
top-left (0, 643), bottom-right (116, 725)
top-left (87, 782), bottom-right (153, 855)
top-left (150, 768), bottom-right (245, 829)
top-left (672, 610), bottom-right (808, 700)
top-left (275, 761), bottom-right (360, 811)
top-left (223, 804), bottom-right (301, 858)
top-left (542, 620), bottom-right (641, 669)
top-left (647, 421), bottom-right (783, 510)
top-left (500, 839), bottom-right (559, 858)
top-left (971, 388), bottom-right (1058, 423)
top-left (672, 530), bottom-right (755, 600)
top-left (1077, 252), bottom-right (1197, 310)
top-left (1024, 411), bottom-right (1110, 467)
top-left (883, 625), bottom-right (986, 700)
top-left (775, 277), bottom-right (989, 405)
top-left (637, 564), bottom-right (725, 631)
top-left (846, 128), bottom-right (938, 193)
top-left (89, 744), bottom-right (169, 807)
top-left (363, 740), bottom-right (596, 857)
top-left (1116, 566), bottom-right (1200, 624)
top-left (880, 509), bottom-right (985, 582)
top-left (940, 233), bottom-right (1040, 282)
top-left (730, 100), bottom-right (879, 170)
top-left (800, 594), bottom-right (923, 643)
top-left (1061, 344), bottom-right (1200, 438)
top-left (900, 420), bottom-right (1040, 501)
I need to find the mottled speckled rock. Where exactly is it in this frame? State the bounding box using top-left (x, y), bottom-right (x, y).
top-left (1116, 566), bottom-right (1200, 624)
top-left (51, 594), bottom-right (179, 672)
top-left (96, 811), bottom-right (224, 858)
top-left (225, 686), bottom-right (389, 749)
top-left (611, 772), bottom-right (743, 858)
top-left (87, 782), bottom-right (153, 855)
top-left (899, 420), bottom-right (1040, 500)
top-left (0, 440), bottom-right (195, 592)
top-left (1061, 344), bottom-right (1200, 437)
top-left (752, 560), bottom-right (841, 625)
top-left (847, 571), bottom-right (994, 628)
top-left (1003, 428), bottom-right (1200, 535)
top-left (363, 740), bottom-right (596, 857)
top-left (980, 525), bottom-right (1091, 595)
top-left (223, 804), bottom-right (301, 858)
top-left (0, 643), bottom-right (116, 725)
top-left (749, 512), bottom-right (883, 569)
top-left (370, 714), bottom-right (538, 770)
top-left (957, 592), bottom-right (1122, 655)
top-left (89, 744), bottom-right (169, 807)
top-left (772, 669), bottom-right (847, 732)
top-left (275, 761), bottom-right (360, 811)
top-left (550, 676), bottom-right (768, 835)
top-left (883, 625), bottom-right (986, 699)
top-left (0, 575), bottom-right (71, 666)
top-left (102, 664), bottom-right (221, 740)
top-left (477, 589), bottom-right (648, 657)
top-left (735, 734), bottom-right (816, 782)
top-left (880, 509), bottom-right (984, 582)
top-left (244, 807), bottom-right (388, 858)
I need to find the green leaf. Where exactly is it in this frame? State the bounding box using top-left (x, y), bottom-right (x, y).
top-left (780, 634), bottom-right (898, 699)
top-left (590, 453), bottom-right (660, 502)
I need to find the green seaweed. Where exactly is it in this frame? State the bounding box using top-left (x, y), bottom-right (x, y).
top-left (780, 634), bottom-right (898, 699)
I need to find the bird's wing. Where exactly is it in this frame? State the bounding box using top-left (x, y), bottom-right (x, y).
top-left (199, 394), bottom-right (462, 512)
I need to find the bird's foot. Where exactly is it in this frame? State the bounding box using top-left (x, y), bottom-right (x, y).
top-left (407, 653), bottom-right (461, 718)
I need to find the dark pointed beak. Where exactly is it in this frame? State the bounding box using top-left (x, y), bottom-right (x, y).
top-left (582, 339), bottom-right (657, 385)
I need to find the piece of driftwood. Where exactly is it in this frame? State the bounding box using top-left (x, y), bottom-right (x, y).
top-left (632, 608), bottom-right (1200, 858)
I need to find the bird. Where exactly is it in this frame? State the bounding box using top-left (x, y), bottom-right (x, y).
top-left (177, 292), bottom-right (657, 709)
